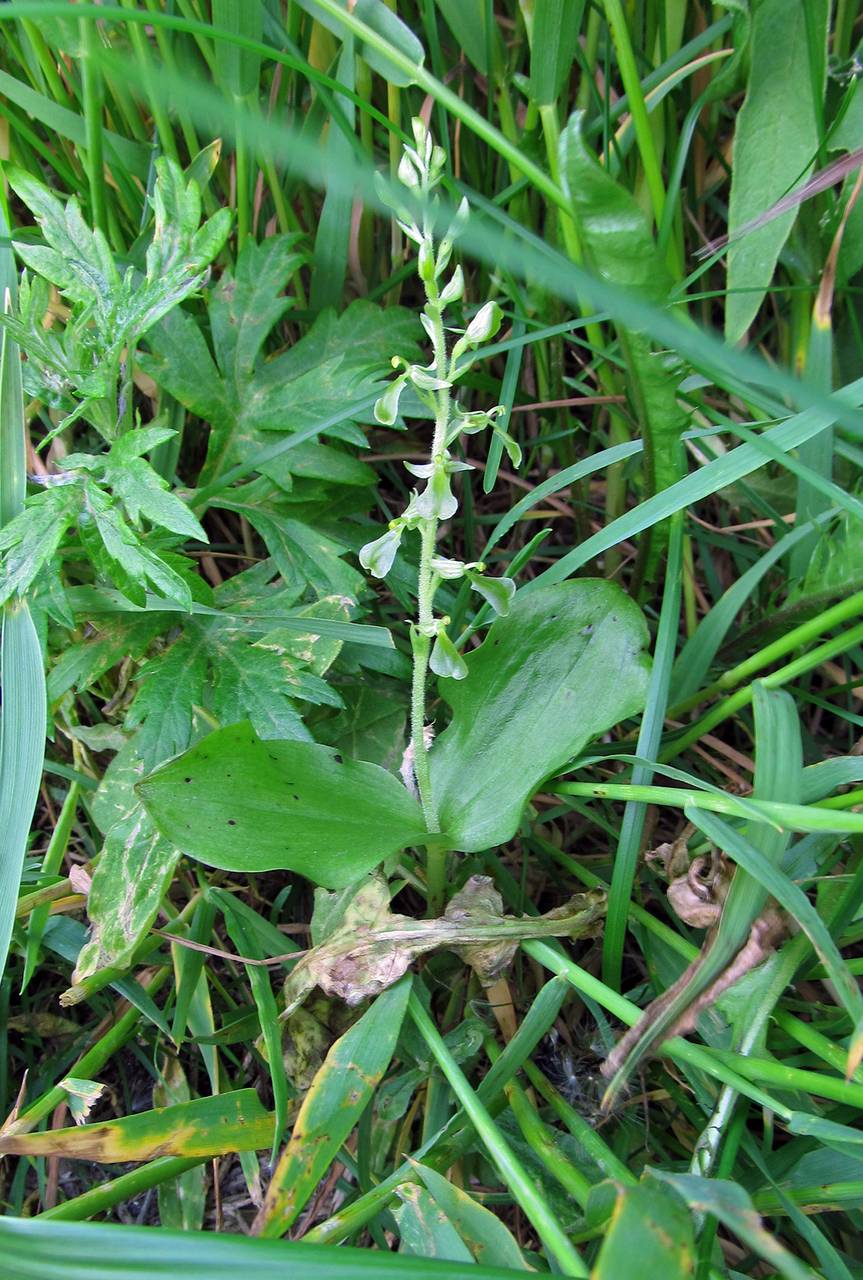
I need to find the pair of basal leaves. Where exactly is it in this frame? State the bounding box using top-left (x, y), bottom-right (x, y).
top-left (139, 580), bottom-right (650, 888)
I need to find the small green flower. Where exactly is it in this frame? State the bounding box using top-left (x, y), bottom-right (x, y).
top-left (429, 625), bottom-right (468, 680)
top-left (359, 526), bottom-right (402, 578)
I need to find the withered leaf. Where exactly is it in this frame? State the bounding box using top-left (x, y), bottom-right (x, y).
top-left (282, 875), bottom-right (605, 1017)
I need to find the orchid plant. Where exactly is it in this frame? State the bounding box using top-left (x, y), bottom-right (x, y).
top-left (359, 118), bottom-right (520, 834)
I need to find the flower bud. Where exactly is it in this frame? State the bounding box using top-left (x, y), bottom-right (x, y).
top-left (373, 375), bottom-right (407, 426)
top-left (439, 265), bottom-right (464, 307)
top-left (397, 151), bottom-right (420, 189)
top-left (418, 239), bottom-right (436, 284)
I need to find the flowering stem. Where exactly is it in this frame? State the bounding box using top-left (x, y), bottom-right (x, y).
top-left (411, 275), bottom-right (453, 910)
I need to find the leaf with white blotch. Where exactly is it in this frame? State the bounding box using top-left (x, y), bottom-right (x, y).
top-left (126, 570), bottom-right (351, 767)
top-left (59, 1077), bottom-right (107, 1126)
top-left (430, 581), bottom-right (651, 851)
top-left (281, 875), bottom-right (605, 1016)
top-left (589, 1177), bottom-right (694, 1280)
top-left (394, 1182), bottom-right (474, 1263)
top-left (138, 722), bottom-right (426, 889)
top-left (70, 739), bottom-right (180, 989)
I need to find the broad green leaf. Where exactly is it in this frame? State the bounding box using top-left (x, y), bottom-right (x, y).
top-left (429, 581), bottom-right (651, 851)
top-left (0, 1090), bottom-right (273, 1162)
top-left (139, 721), bottom-right (426, 888)
top-left (434, 0), bottom-right (500, 74)
top-left (0, 1216), bottom-right (527, 1279)
top-left (590, 1178), bottom-right (694, 1279)
top-left (296, 0), bottom-right (424, 84)
top-left (411, 1161), bottom-right (532, 1270)
top-left (394, 1183), bottom-right (474, 1262)
top-left (153, 1057), bottom-right (206, 1232)
top-left (69, 739), bottom-right (180, 988)
top-left (558, 113), bottom-right (688, 561)
top-left (559, 113), bottom-right (670, 304)
top-left (650, 1172), bottom-right (814, 1280)
top-left (0, 603), bottom-right (46, 982)
top-left (256, 975), bottom-right (412, 1236)
top-left (725, 0), bottom-right (828, 343)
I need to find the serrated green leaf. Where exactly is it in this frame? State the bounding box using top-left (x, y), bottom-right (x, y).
top-left (105, 454), bottom-right (207, 542)
top-left (139, 721), bottom-right (426, 888)
top-left (0, 485), bottom-right (81, 605)
top-left (430, 581), bottom-right (651, 851)
top-left (83, 485), bottom-right (193, 610)
top-left (141, 295), bottom-right (420, 488)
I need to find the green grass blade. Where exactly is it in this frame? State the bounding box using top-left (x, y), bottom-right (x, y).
top-left (602, 511), bottom-right (683, 989)
top-left (408, 990), bottom-right (588, 1277)
top-left (0, 1217), bottom-right (529, 1277)
top-left (0, 604), bottom-right (46, 984)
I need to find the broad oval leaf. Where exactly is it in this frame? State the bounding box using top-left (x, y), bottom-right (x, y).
top-left (138, 721), bottom-right (425, 888)
top-left (429, 581), bottom-right (650, 852)
top-left (725, 0), bottom-right (827, 343)
top-left (590, 1178), bottom-right (694, 1280)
